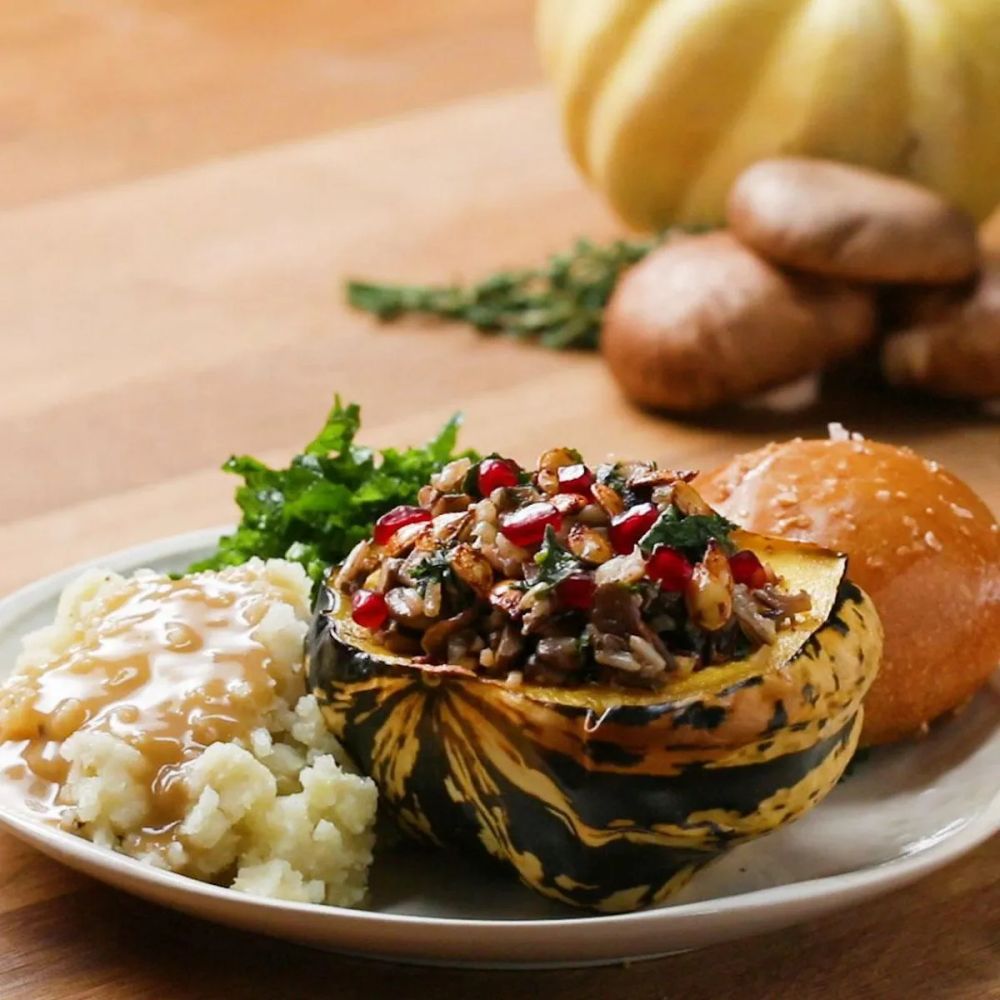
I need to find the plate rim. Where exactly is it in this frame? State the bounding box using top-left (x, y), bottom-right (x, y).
top-left (0, 527), bottom-right (996, 961)
top-left (0, 785), bottom-right (995, 931)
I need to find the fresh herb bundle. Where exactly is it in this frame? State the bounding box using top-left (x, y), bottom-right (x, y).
top-left (346, 236), bottom-right (659, 350)
top-left (190, 397), bottom-right (478, 585)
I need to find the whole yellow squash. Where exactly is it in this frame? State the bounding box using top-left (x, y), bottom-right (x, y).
top-left (537, 0), bottom-right (1000, 229)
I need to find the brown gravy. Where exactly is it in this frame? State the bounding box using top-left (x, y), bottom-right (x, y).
top-left (0, 572), bottom-right (305, 851)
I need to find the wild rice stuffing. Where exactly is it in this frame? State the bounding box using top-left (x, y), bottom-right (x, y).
top-left (334, 449), bottom-right (811, 688)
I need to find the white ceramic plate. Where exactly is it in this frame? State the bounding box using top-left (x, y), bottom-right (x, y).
top-left (0, 528), bottom-right (996, 968)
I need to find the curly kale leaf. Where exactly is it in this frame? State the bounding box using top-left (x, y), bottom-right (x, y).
top-left (190, 396), bottom-right (477, 585)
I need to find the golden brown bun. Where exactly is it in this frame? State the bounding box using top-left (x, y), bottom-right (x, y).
top-left (728, 158), bottom-right (980, 284)
top-left (601, 232), bottom-right (875, 412)
top-left (700, 438), bottom-right (999, 745)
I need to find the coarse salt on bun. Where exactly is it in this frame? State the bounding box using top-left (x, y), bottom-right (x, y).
top-left (700, 433), bottom-right (999, 745)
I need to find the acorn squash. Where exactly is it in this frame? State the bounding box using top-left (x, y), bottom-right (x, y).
top-left (308, 531), bottom-right (882, 912)
top-left (537, 0), bottom-right (1000, 229)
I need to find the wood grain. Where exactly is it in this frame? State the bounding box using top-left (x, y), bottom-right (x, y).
top-left (0, 3), bottom-right (997, 998)
top-left (0, 840), bottom-right (996, 1000)
top-left (0, 0), bottom-right (540, 208)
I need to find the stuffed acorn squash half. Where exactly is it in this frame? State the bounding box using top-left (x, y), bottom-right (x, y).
top-left (308, 450), bottom-right (883, 912)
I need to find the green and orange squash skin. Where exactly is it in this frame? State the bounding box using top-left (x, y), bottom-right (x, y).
top-left (308, 532), bottom-right (882, 912)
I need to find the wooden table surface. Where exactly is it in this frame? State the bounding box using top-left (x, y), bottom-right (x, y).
top-left (0, 3), bottom-right (997, 997)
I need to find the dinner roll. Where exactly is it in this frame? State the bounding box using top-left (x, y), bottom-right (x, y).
top-left (700, 436), bottom-right (999, 745)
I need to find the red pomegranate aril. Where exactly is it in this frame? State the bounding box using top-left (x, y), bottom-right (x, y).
top-left (730, 550), bottom-right (768, 589)
top-left (646, 545), bottom-right (693, 592)
top-left (373, 505), bottom-right (432, 546)
top-left (477, 457), bottom-right (521, 495)
top-left (556, 463), bottom-right (595, 496)
top-left (351, 590), bottom-right (389, 630)
top-left (557, 574), bottom-right (597, 610)
top-left (499, 502), bottom-right (562, 548)
top-left (609, 502), bottom-right (659, 554)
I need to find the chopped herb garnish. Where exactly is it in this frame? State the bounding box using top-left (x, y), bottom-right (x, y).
top-left (190, 396), bottom-right (479, 586)
top-left (638, 507), bottom-right (736, 559)
top-left (409, 550), bottom-right (452, 586)
top-left (595, 462), bottom-right (627, 492)
top-left (534, 527), bottom-right (583, 588)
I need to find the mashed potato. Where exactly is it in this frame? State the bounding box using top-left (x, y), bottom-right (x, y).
top-left (0, 559), bottom-right (377, 907)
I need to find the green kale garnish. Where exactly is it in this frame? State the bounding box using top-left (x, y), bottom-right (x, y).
top-left (638, 507), bottom-right (736, 559)
top-left (533, 527), bottom-right (582, 588)
top-left (189, 396), bottom-right (478, 585)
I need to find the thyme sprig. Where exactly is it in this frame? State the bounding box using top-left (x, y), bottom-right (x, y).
top-left (346, 236), bottom-right (660, 351)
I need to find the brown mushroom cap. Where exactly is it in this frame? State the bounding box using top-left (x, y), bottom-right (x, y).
top-left (700, 438), bottom-right (1000, 746)
top-left (601, 231), bottom-right (875, 412)
top-left (728, 158), bottom-right (980, 284)
top-left (882, 255), bottom-right (1000, 399)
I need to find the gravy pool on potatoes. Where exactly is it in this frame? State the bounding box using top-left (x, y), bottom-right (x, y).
top-left (0, 566), bottom-right (307, 852)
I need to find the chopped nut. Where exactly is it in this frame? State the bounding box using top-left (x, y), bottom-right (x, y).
top-left (592, 482), bottom-right (625, 517)
top-left (385, 587), bottom-right (430, 628)
top-left (448, 543), bottom-right (494, 598)
top-left (567, 523), bottom-right (614, 565)
top-left (422, 579), bottom-right (443, 618)
top-left (627, 466), bottom-right (697, 490)
top-left (430, 493), bottom-right (472, 516)
top-left (577, 503), bottom-right (610, 526)
top-left (489, 579), bottom-right (524, 618)
top-left (672, 480), bottom-right (713, 516)
top-left (432, 511), bottom-right (472, 545)
top-left (385, 520), bottom-right (433, 556)
top-left (536, 447), bottom-right (581, 473)
top-left (551, 492), bottom-right (589, 516)
top-left (627, 635), bottom-right (667, 677)
top-left (335, 539), bottom-right (377, 590)
top-left (595, 549), bottom-right (646, 586)
top-left (684, 541), bottom-right (733, 631)
top-left (431, 457), bottom-right (473, 493)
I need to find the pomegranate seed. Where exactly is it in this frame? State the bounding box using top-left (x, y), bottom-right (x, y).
top-left (556, 463), bottom-right (595, 496)
top-left (556, 574), bottom-right (596, 610)
top-left (499, 502), bottom-right (562, 548)
top-left (730, 550), bottom-right (768, 589)
top-left (609, 502), bottom-right (659, 554)
top-left (646, 546), bottom-right (693, 592)
top-left (351, 590), bottom-right (389, 630)
top-left (477, 457), bottom-right (521, 495)
top-left (373, 505), bottom-right (432, 546)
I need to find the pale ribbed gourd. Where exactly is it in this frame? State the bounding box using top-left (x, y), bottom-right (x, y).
top-left (537, 0), bottom-right (1000, 229)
